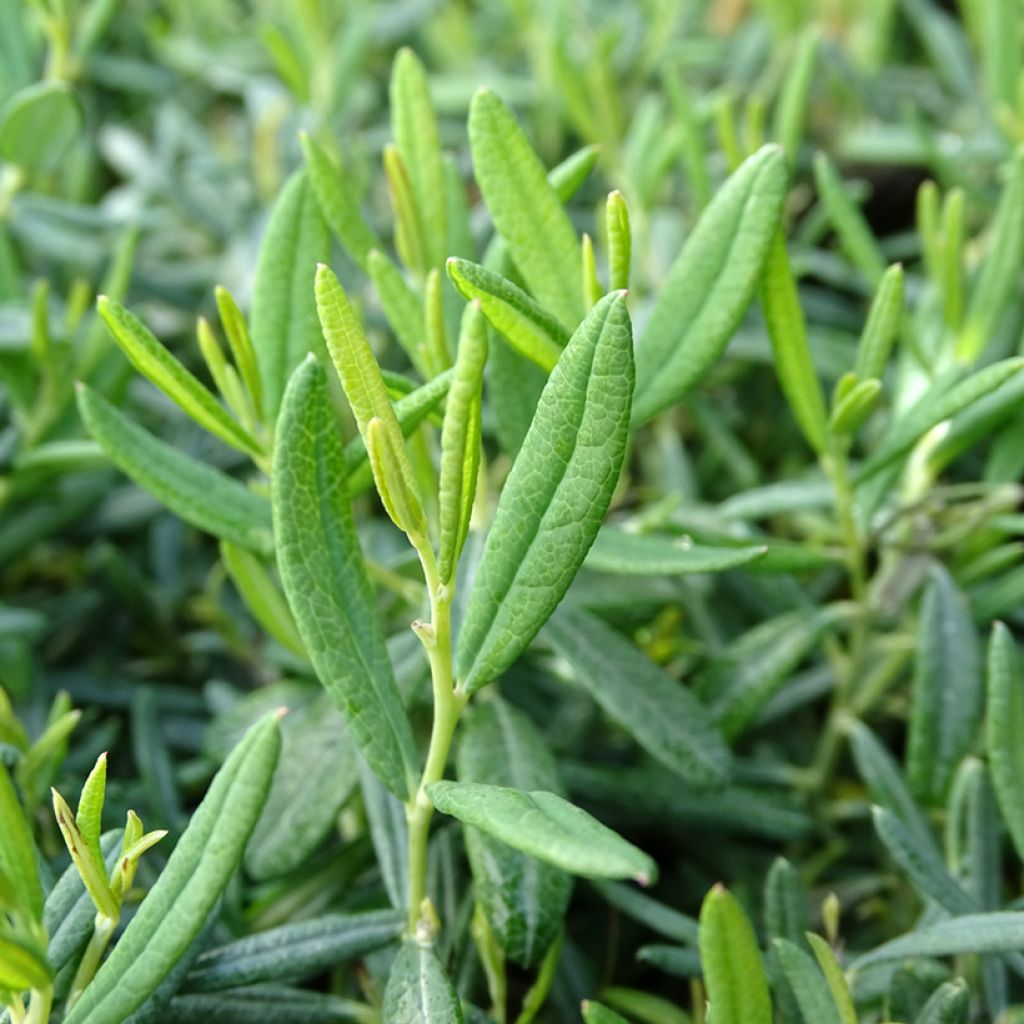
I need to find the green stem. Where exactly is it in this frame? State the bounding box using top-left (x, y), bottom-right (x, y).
top-left (24, 986), bottom-right (51, 1024)
top-left (66, 913), bottom-right (117, 1010)
top-left (404, 546), bottom-right (467, 934)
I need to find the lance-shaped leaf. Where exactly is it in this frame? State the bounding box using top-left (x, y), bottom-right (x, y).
top-left (63, 713), bottom-right (281, 1024)
top-left (854, 263), bottom-right (904, 381)
top-left (855, 358), bottom-right (1024, 483)
top-left (632, 145), bottom-right (788, 424)
top-left (456, 292), bottom-right (634, 693)
top-left (367, 248), bottom-right (427, 374)
top-left (986, 623), bottom-right (1024, 862)
top-left (606, 191), bottom-right (631, 292)
top-left (76, 385), bottom-right (273, 555)
top-left (383, 940), bottom-right (465, 1024)
top-left (0, 763), bottom-right (42, 921)
top-left (447, 257), bottom-right (568, 372)
top-left (97, 297), bottom-right (262, 458)
top-left (457, 700), bottom-right (571, 967)
top-left (438, 301), bottom-right (488, 583)
top-left (774, 939), bottom-right (843, 1024)
top-left (315, 263), bottom-right (426, 543)
top-left (760, 232), bottom-right (828, 453)
top-left (385, 144), bottom-right (428, 278)
top-left (917, 980), bottom-right (970, 1024)
top-left (806, 934), bottom-right (857, 1024)
top-left (0, 932), bottom-right (51, 992)
top-left (391, 48), bottom-right (446, 271)
top-left (699, 885), bottom-right (772, 1024)
top-left (854, 913), bottom-right (1024, 968)
top-left (250, 170), bottom-right (329, 419)
top-left (184, 910), bottom-right (402, 991)
top-left (906, 565), bottom-right (982, 805)
top-left (214, 285), bottom-right (263, 417)
top-left (545, 607), bottom-right (731, 787)
top-left (428, 781), bottom-right (656, 884)
top-left (773, 29), bottom-right (819, 161)
top-left (469, 88), bottom-right (583, 328)
top-left (585, 528), bottom-right (766, 575)
top-left (272, 356), bottom-right (418, 800)
top-left (582, 1002), bottom-right (630, 1024)
top-left (301, 132), bottom-right (380, 272)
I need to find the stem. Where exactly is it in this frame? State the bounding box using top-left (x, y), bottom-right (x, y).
top-left (24, 986), bottom-right (51, 1024)
top-left (807, 445), bottom-right (871, 792)
top-left (67, 913), bottom-right (117, 1010)
top-left (404, 546), bottom-right (467, 934)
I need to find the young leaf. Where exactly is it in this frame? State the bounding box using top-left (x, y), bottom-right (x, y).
top-left (759, 231), bottom-right (828, 453)
top-left (391, 48), bottom-right (446, 270)
top-left (272, 356), bottom-right (418, 800)
top-left (300, 132), bottom-right (381, 271)
top-left (915, 979), bottom-right (970, 1024)
top-left (605, 191), bottom-right (631, 292)
top-left (382, 941), bottom-right (465, 1024)
top-left (384, 144), bottom-right (428, 278)
top-left (456, 292), bottom-right (634, 694)
top-left (632, 145), bottom-right (788, 424)
top-left (63, 713), bottom-right (282, 1024)
top-left (806, 933), bottom-right (857, 1024)
top-left (545, 607), bottom-right (731, 787)
top-left (906, 565), bottom-right (982, 805)
top-left (0, 763), bottom-right (42, 921)
top-left (698, 885), bottom-right (772, 1024)
top-left (250, 170), bottom-right (329, 419)
top-left (469, 88), bottom-right (583, 328)
top-left (447, 257), bottom-right (568, 371)
top-left (985, 622), bottom-right (1024, 862)
top-left (764, 857), bottom-right (807, 946)
top-left (773, 29), bottom-right (819, 162)
top-left (854, 262), bottom-right (904, 381)
top-left (438, 300), bottom-right (487, 584)
top-left (76, 385), bottom-right (274, 555)
top-left (96, 297), bottom-right (262, 458)
top-left (214, 285), bottom-right (263, 417)
top-left (458, 700), bottom-right (571, 967)
top-left (585, 529), bottom-right (766, 575)
top-left (427, 781), bottom-right (657, 885)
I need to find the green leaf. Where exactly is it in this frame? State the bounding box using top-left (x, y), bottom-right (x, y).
top-left (161, 987), bottom-right (374, 1024)
top-left (0, 931), bottom-right (51, 992)
top-left (773, 939), bottom-right (843, 1024)
top-left (854, 912), bottom-right (1024, 968)
top-left (457, 700), bottom-right (571, 967)
top-left (915, 979), bottom-right (970, 1024)
top-left (391, 48), bottom-right (446, 271)
top-left (773, 29), bottom-right (819, 162)
top-left (250, 170), bottom-right (329, 419)
top-left (315, 263), bottom-right (426, 542)
top-left (184, 910), bottom-right (402, 991)
top-left (96, 297), bottom-right (262, 458)
top-left (384, 144), bottom-right (428, 278)
top-left (545, 607), bottom-right (731, 787)
top-left (829, 377), bottom-right (881, 436)
top-left (764, 857), bottom-right (807, 946)
top-left (0, 763), bottom-right (42, 921)
top-left (0, 81), bottom-right (81, 174)
top-left (447, 257), bottom-right (568, 372)
top-left (605, 191), bottom-right (631, 292)
top-left (272, 357), bottom-right (418, 800)
top-left (214, 286), bottom-right (263, 419)
top-left (906, 565), bottom-right (982, 805)
top-left (456, 292), bottom-right (634, 694)
top-left (806, 934), bottom-right (857, 1024)
top-left (585, 528), bottom-right (766, 575)
top-left (812, 153), bottom-right (887, 286)
top-left (759, 232), bottom-right (828, 453)
top-left (428, 781), bottom-right (657, 885)
top-left (301, 132), bottom-right (381, 272)
top-left (632, 145), bottom-right (789, 424)
top-left (74, 754), bottom-right (112, 903)
top-left (856, 358), bottom-right (1024, 483)
top-left (359, 761), bottom-right (409, 911)
top-left (76, 385), bottom-right (273, 555)
top-left (854, 263), bottom-right (904, 381)
top-left (469, 88), bottom-right (583, 328)
top-left (382, 941), bottom-right (465, 1023)
top-left (63, 713), bottom-right (282, 1024)
top-left (366, 248), bottom-right (428, 374)
top-left (985, 622), bottom-right (1024, 863)
top-left (245, 695), bottom-right (358, 881)
top-left (581, 1001), bottom-right (631, 1024)
top-left (438, 301), bottom-right (488, 583)
top-left (219, 542), bottom-right (305, 660)
top-left (698, 885), bottom-right (772, 1024)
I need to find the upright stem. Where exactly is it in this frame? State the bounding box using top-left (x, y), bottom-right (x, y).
top-left (404, 547), bottom-right (467, 934)
top-left (807, 445), bottom-right (870, 791)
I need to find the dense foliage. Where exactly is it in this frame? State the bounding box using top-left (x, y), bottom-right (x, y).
top-left (5, 1), bottom-right (1024, 1022)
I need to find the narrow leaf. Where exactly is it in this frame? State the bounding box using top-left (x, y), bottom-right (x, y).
top-left (383, 941), bottom-right (465, 1024)
top-left (585, 529), bottom-right (766, 575)
top-left (986, 622), bottom-right (1024, 862)
top-left (456, 292), bottom-right (634, 693)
